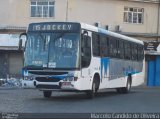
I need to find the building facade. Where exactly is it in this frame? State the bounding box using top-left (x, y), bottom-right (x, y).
top-left (0, 0), bottom-right (159, 79)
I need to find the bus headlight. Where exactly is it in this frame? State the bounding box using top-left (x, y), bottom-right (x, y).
top-left (64, 77), bottom-right (78, 82)
top-left (67, 77), bottom-right (74, 81)
top-left (24, 76), bottom-right (34, 80)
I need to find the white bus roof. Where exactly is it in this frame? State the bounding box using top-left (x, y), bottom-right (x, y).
top-left (80, 23), bottom-right (144, 45)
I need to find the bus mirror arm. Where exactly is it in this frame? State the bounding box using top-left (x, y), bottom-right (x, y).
top-left (18, 39), bottom-right (22, 50)
top-left (82, 31), bottom-right (88, 36)
top-left (19, 33), bottom-right (27, 51)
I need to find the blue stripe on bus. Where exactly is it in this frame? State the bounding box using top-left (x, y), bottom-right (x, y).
top-left (101, 58), bottom-right (109, 82)
top-left (49, 75), bottom-right (66, 80)
top-left (48, 74), bottom-right (74, 80)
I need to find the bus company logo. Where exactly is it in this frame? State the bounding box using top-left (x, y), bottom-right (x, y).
top-left (46, 76), bottom-right (52, 80)
top-left (47, 77), bottom-right (50, 80)
top-left (33, 24), bottom-right (72, 31)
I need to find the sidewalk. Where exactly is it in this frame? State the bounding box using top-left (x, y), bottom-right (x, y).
top-left (0, 86), bottom-right (22, 90)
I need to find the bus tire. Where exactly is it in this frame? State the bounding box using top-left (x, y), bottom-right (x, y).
top-left (43, 91), bottom-right (52, 98)
top-left (116, 76), bottom-right (132, 94)
top-left (86, 75), bottom-right (100, 99)
top-left (86, 81), bottom-right (96, 99)
top-left (116, 88), bottom-right (122, 93)
top-left (122, 76), bottom-right (132, 93)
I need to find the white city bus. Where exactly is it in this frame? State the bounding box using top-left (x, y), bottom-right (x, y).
top-left (20, 22), bottom-right (144, 98)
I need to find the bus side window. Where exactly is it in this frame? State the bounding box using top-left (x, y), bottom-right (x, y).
top-left (138, 45), bottom-right (144, 61)
top-left (109, 36), bottom-right (117, 58)
top-left (113, 39), bottom-right (118, 58)
top-left (141, 45), bottom-right (144, 60)
top-left (81, 35), bottom-right (91, 68)
top-left (137, 45), bottom-right (141, 61)
top-left (124, 41), bottom-right (131, 60)
top-left (117, 40), bottom-right (120, 58)
top-left (119, 40), bottom-right (124, 59)
top-left (132, 44), bottom-right (138, 61)
top-left (131, 43), bottom-right (134, 60)
top-left (100, 35), bottom-right (109, 57)
top-left (92, 33), bottom-right (100, 57)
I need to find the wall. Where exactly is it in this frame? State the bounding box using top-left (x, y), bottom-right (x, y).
top-left (67, 0), bottom-right (159, 34)
top-left (0, 0), bottom-right (159, 36)
top-left (8, 52), bottom-right (23, 78)
top-left (0, 51), bottom-right (23, 79)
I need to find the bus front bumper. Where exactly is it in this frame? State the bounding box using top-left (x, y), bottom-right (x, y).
top-left (34, 80), bottom-right (78, 91)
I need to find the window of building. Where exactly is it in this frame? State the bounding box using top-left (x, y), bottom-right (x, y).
top-left (30, 1), bottom-right (55, 18)
top-left (124, 7), bottom-right (144, 24)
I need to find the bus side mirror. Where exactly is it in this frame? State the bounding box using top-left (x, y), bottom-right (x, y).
top-left (18, 39), bottom-right (22, 50)
top-left (19, 33), bottom-right (27, 50)
top-left (82, 30), bottom-right (88, 36)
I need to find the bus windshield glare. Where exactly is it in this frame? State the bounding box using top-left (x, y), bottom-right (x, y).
top-left (25, 32), bottom-right (80, 69)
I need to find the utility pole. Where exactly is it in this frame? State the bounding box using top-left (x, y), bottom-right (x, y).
top-left (157, 0), bottom-right (160, 41)
top-left (65, 0), bottom-right (68, 21)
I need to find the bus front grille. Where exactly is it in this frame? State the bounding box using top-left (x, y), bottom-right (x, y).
top-left (35, 77), bottom-right (61, 82)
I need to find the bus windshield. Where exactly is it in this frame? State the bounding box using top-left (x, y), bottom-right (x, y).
top-left (25, 32), bottom-right (80, 69)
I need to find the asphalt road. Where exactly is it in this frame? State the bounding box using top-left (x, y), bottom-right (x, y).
top-left (0, 86), bottom-right (160, 113)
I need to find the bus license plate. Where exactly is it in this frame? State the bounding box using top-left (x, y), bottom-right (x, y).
top-left (62, 82), bottom-right (71, 86)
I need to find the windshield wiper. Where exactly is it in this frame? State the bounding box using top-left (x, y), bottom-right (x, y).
top-left (24, 65), bottom-right (43, 69)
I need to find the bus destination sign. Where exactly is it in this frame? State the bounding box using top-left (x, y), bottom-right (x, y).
top-left (28, 22), bottom-right (80, 32)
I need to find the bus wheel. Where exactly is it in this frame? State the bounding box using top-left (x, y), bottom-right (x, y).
top-left (86, 81), bottom-right (96, 99)
top-left (116, 88), bottom-right (122, 93)
top-left (116, 76), bottom-right (132, 94)
top-left (86, 76), bottom-right (99, 99)
top-left (43, 91), bottom-right (52, 98)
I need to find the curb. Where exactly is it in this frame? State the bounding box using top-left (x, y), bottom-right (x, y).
top-left (0, 87), bottom-right (22, 90)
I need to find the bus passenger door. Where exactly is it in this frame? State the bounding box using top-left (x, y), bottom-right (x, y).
top-left (81, 31), bottom-right (92, 89)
